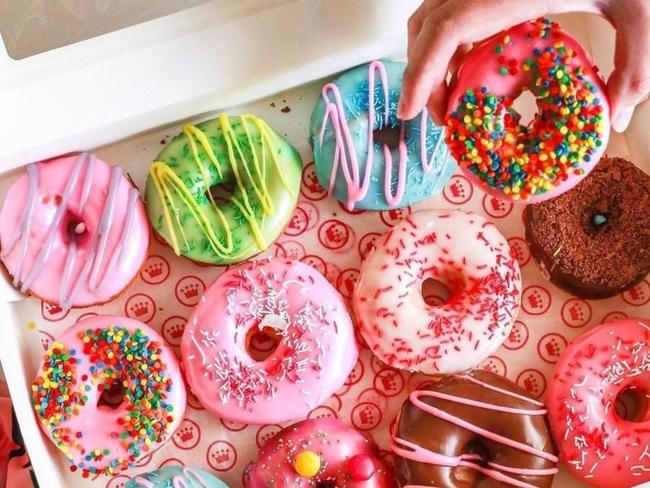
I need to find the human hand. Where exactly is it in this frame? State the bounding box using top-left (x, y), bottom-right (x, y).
top-left (397, 0), bottom-right (650, 133)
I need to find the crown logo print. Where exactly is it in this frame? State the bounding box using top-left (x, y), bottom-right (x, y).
top-left (545, 338), bottom-right (561, 357)
top-left (213, 449), bottom-right (230, 463)
top-left (508, 328), bottom-right (521, 343)
top-left (387, 209), bottom-right (403, 221)
top-left (167, 322), bottom-right (184, 339)
top-left (523, 375), bottom-right (538, 393)
top-left (305, 171), bottom-right (323, 193)
top-left (130, 301), bottom-right (149, 317)
top-left (177, 427), bottom-right (194, 442)
top-left (490, 197), bottom-right (505, 212)
top-left (449, 180), bottom-right (465, 198)
top-left (146, 263), bottom-right (163, 278)
top-left (527, 291), bottom-right (542, 309)
top-left (381, 374), bottom-right (397, 391)
top-left (46, 303), bottom-right (63, 315)
top-left (326, 225), bottom-right (344, 243)
top-left (629, 284), bottom-right (647, 301)
top-left (359, 406), bottom-right (376, 425)
top-left (181, 283), bottom-right (200, 299)
top-left (569, 303), bottom-right (584, 321)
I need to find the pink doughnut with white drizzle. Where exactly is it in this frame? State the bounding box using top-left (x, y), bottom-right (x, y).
top-left (547, 318), bottom-right (650, 488)
top-left (244, 418), bottom-right (397, 487)
top-left (0, 153), bottom-right (149, 308)
top-left (353, 209), bottom-right (521, 374)
top-left (180, 258), bottom-right (358, 424)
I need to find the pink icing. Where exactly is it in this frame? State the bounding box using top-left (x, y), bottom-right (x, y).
top-left (353, 210), bottom-right (521, 374)
top-left (547, 318), bottom-right (650, 488)
top-left (180, 258), bottom-right (358, 424)
top-left (319, 60), bottom-right (447, 210)
top-left (392, 375), bottom-right (558, 488)
top-left (245, 418), bottom-right (396, 487)
top-left (0, 153), bottom-right (149, 308)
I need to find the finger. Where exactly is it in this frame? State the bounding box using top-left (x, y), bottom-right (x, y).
top-left (426, 81), bottom-right (449, 125)
top-left (607, 9), bottom-right (650, 132)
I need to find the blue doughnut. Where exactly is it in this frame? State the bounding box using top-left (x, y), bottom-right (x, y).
top-left (126, 466), bottom-right (229, 488)
top-left (310, 59), bottom-right (455, 211)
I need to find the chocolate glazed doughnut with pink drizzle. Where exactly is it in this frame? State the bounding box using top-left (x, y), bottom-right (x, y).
top-left (393, 370), bottom-right (558, 487)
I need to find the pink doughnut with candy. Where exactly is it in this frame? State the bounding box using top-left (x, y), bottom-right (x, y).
top-left (353, 209), bottom-right (521, 374)
top-left (547, 318), bottom-right (650, 488)
top-left (0, 153), bottom-right (149, 308)
top-left (181, 258), bottom-right (358, 424)
top-left (244, 418), bottom-right (397, 487)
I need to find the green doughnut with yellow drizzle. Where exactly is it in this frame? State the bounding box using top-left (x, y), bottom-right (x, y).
top-left (145, 113), bottom-right (303, 265)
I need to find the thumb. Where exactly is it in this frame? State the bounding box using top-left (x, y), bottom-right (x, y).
top-left (607, 15), bottom-right (650, 132)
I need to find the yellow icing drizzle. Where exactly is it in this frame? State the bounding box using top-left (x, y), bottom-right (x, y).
top-left (149, 114), bottom-right (295, 259)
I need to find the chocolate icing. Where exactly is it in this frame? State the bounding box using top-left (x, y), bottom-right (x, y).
top-left (393, 370), bottom-right (557, 487)
top-left (523, 156), bottom-right (650, 299)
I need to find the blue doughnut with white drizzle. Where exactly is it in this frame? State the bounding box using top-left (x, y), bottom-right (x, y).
top-left (310, 60), bottom-right (455, 211)
top-left (126, 466), bottom-right (229, 488)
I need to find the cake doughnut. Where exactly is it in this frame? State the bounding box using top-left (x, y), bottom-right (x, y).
top-left (31, 315), bottom-right (185, 477)
top-left (0, 153), bottom-right (149, 308)
top-left (524, 156), bottom-right (650, 299)
top-left (445, 18), bottom-right (610, 202)
top-left (393, 370), bottom-right (558, 487)
top-left (181, 258), bottom-right (357, 424)
top-left (146, 113), bottom-right (302, 265)
top-left (244, 418), bottom-right (396, 487)
top-left (353, 210), bottom-right (521, 374)
top-left (547, 318), bottom-right (650, 488)
top-left (126, 466), bottom-right (229, 487)
top-left (310, 60), bottom-right (456, 211)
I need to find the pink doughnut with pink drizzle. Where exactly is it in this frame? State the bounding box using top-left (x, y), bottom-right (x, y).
top-left (181, 258), bottom-right (358, 424)
top-left (547, 318), bottom-right (650, 488)
top-left (0, 153), bottom-right (149, 308)
top-left (353, 209), bottom-right (521, 374)
top-left (244, 418), bottom-right (397, 487)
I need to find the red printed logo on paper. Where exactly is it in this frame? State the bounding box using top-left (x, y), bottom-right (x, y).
top-left (358, 232), bottom-right (382, 260)
top-left (159, 458), bottom-right (183, 468)
top-left (504, 320), bottom-right (529, 350)
top-left (521, 286), bottom-right (552, 315)
top-left (561, 298), bottom-right (592, 328)
top-left (318, 219), bottom-right (353, 251)
top-left (357, 387), bottom-right (389, 411)
top-left (507, 237), bottom-right (531, 267)
top-left (337, 268), bottom-right (360, 299)
top-left (175, 275), bottom-right (205, 307)
top-left (300, 255), bottom-right (327, 276)
top-left (162, 315), bottom-right (186, 347)
top-left (345, 359), bottom-right (365, 386)
top-left (622, 280), bottom-right (650, 306)
top-left (537, 333), bottom-right (567, 364)
top-left (206, 440), bottom-right (237, 472)
top-left (220, 418), bottom-right (248, 432)
top-left (602, 311), bottom-right (628, 323)
top-left (172, 418), bottom-right (201, 450)
top-left (256, 425), bottom-right (282, 449)
top-left (140, 255), bottom-right (170, 285)
top-left (373, 368), bottom-right (405, 397)
top-left (516, 369), bottom-right (546, 398)
top-left (308, 406), bottom-right (339, 420)
top-left (301, 163), bottom-right (328, 201)
top-left (380, 207), bottom-right (412, 227)
top-left (482, 195), bottom-right (513, 219)
top-left (278, 240), bottom-right (306, 260)
top-left (351, 402), bottom-right (382, 431)
top-left (40, 301), bottom-right (70, 322)
top-left (480, 356), bottom-right (507, 377)
top-left (442, 175), bottom-right (473, 205)
top-left (39, 330), bottom-right (55, 351)
top-left (105, 475), bottom-right (130, 488)
top-left (124, 293), bottom-right (156, 323)
top-left (285, 205), bottom-right (313, 237)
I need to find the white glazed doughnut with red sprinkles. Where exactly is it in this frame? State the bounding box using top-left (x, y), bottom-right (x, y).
top-left (547, 318), bottom-right (650, 488)
top-left (352, 209), bottom-right (521, 374)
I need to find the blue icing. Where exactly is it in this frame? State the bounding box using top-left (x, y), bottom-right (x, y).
top-left (310, 59), bottom-right (456, 210)
top-left (125, 466), bottom-right (229, 488)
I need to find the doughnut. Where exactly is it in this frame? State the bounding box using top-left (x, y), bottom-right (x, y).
top-left (0, 153), bottom-right (149, 308)
top-left (392, 370), bottom-right (558, 487)
top-left (547, 318), bottom-right (650, 487)
top-left (31, 315), bottom-right (185, 477)
top-left (244, 418), bottom-right (396, 487)
top-left (126, 466), bottom-right (229, 487)
top-left (524, 156), bottom-right (650, 299)
top-left (353, 209), bottom-right (521, 374)
top-left (445, 18), bottom-right (610, 202)
top-left (146, 113), bottom-right (302, 265)
top-left (181, 257), bottom-right (357, 424)
top-left (310, 60), bottom-right (455, 211)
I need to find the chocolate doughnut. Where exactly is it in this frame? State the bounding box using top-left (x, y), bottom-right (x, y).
top-left (523, 156), bottom-right (650, 299)
top-left (392, 370), bottom-right (558, 487)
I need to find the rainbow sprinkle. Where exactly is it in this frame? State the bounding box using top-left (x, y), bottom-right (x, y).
top-left (32, 326), bottom-right (176, 477)
top-left (445, 18), bottom-right (606, 201)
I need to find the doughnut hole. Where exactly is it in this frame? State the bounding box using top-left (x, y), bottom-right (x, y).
top-left (615, 384), bottom-right (650, 422)
top-left (246, 326), bottom-right (282, 362)
top-left (511, 89), bottom-right (537, 128)
top-left (421, 271), bottom-right (464, 307)
top-left (97, 382), bottom-right (125, 410)
top-left (373, 126), bottom-right (401, 150)
top-left (61, 210), bottom-right (91, 247)
top-left (206, 181), bottom-right (236, 204)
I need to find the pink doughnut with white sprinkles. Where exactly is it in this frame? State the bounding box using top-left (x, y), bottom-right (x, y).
top-left (353, 210), bottom-right (521, 374)
top-left (547, 318), bottom-right (650, 488)
top-left (180, 258), bottom-right (358, 424)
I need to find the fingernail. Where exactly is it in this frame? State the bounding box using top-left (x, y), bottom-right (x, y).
top-left (397, 97), bottom-right (406, 119)
top-left (612, 105), bottom-right (634, 133)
